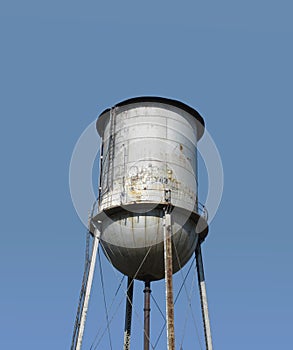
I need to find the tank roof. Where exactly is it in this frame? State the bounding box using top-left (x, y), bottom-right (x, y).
top-left (97, 96), bottom-right (205, 140)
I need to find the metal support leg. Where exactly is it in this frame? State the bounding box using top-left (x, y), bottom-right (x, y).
top-left (143, 281), bottom-right (151, 350)
top-left (195, 244), bottom-right (213, 350)
top-left (74, 229), bottom-right (100, 350)
top-left (123, 277), bottom-right (134, 350)
top-left (164, 211), bottom-right (175, 350)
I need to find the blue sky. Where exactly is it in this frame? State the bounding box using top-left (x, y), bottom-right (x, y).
top-left (1, 1), bottom-right (292, 349)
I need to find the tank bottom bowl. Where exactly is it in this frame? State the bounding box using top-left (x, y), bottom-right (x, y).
top-left (92, 204), bottom-right (208, 281)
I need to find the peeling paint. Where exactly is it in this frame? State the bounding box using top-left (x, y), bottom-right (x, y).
top-left (94, 100), bottom-right (207, 281)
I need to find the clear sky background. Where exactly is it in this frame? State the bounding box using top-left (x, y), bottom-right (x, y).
top-left (1, 1), bottom-right (292, 349)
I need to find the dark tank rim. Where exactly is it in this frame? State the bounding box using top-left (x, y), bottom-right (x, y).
top-left (96, 96), bottom-right (205, 140)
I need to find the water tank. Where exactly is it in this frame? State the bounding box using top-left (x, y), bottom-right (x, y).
top-left (92, 97), bottom-right (208, 281)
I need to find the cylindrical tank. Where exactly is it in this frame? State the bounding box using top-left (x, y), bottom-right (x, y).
top-left (93, 97), bottom-right (208, 281)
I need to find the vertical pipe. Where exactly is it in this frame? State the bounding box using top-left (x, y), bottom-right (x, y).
top-left (123, 277), bottom-right (134, 350)
top-left (164, 212), bottom-right (175, 350)
top-left (143, 281), bottom-right (151, 350)
top-left (98, 138), bottom-right (104, 206)
top-left (75, 230), bottom-right (100, 350)
top-left (195, 244), bottom-right (213, 350)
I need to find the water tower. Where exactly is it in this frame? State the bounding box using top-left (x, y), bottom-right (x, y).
top-left (71, 97), bottom-right (213, 350)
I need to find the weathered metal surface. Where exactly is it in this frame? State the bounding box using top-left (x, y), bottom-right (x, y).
top-left (196, 244), bottom-right (213, 350)
top-left (123, 277), bottom-right (134, 350)
top-left (143, 281), bottom-right (151, 350)
top-left (74, 229), bottom-right (100, 350)
top-left (164, 212), bottom-right (175, 350)
top-left (98, 103), bottom-right (198, 212)
top-left (94, 98), bottom-right (208, 280)
top-left (95, 206), bottom-right (204, 280)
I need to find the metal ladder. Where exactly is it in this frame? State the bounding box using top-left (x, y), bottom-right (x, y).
top-left (106, 107), bottom-right (116, 193)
